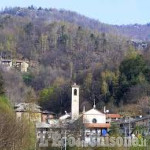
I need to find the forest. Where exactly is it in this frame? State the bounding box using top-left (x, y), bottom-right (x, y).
top-left (0, 7), bottom-right (150, 116)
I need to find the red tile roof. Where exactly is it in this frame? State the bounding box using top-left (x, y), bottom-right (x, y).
top-left (84, 123), bottom-right (110, 128)
top-left (106, 114), bottom-right (121, 118)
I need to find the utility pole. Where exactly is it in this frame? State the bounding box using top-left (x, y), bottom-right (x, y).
top-left (129, 117), bottom-right (131, 136)
top-left (35, 124), bottom-right (37, 150)
top-left (61, 130), bottom-right (67, 150)
top-left (125, 126), bottom-right (127, 137)
top-left (64, 130), bottom-right (67, 150)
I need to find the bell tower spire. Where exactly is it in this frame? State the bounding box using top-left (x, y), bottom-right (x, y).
top-left (71, 83), bottom-right (79, 120)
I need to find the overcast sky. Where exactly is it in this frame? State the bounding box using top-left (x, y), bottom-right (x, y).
top-left (0, 0), bottom-right (149, 25)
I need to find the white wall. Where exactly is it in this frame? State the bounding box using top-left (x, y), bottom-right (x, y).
top-left (83, 114), bottom-right (106, 124)
top-left (83, 109), bottom-right (106, 124)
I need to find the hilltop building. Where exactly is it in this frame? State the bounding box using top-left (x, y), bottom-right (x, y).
top-left (0, 59), bottom-right (12, 70)
top-left (14, 60), bottom-right (29, 72)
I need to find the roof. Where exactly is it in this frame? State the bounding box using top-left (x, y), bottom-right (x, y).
top-left (130, 116), bottom-right (150, 124)
top-left (36, 122), bottom-right (51, 128)
top-left (15, 60), bottom-right (28, 64)
top-left (106, 114), bottom-right (121, 118)
top-left (72, 83), bottom-right (80, 88)
top-left (1, 59), bottom-right (28, 63)
top-left (119, 116), bottom-right (150, 125)
top-left (59, 114), bottom-right (71, 120)
top-left (83, 108), bottom-right (105, 116)
top-left (84, 123), bottom-right (110, 128)
top-left (42, 110), bottom-right (56, 115)
top-left (1, 59), bottom-right (12, 62)
top-left (15, 103), bottom-right (41, 113)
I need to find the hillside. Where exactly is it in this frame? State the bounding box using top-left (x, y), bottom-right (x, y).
top-left (0, 7), bottom-right (150, 115)
top-left (1, 7), bottom-right (150, 41)
top-left (115, 24), bottom-right (150, 41)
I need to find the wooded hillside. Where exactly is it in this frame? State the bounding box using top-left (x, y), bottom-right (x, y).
top-left (1, 7), bottom-right (150, 115)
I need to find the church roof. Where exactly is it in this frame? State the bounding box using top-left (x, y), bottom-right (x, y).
top-left (83, 108), bottom-right (105, 115)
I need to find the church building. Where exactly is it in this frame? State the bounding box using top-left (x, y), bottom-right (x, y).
top-left (71, 83), bottom-right (111, 142)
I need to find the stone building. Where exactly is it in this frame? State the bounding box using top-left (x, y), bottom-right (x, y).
top-left (15, 103), bottom-right (42, 123)
top-left (0, 59), bottom-right (29, 72)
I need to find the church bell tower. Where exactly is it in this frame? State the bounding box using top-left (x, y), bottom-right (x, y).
top-left (71, 83), bottom-right (79, 120)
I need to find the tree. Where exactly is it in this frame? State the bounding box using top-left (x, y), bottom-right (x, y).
top-left (0, 72), bottom-right (4, 95)
top-left (39, 86), bottom-right (61, 113)
top-left (120, 55), bottom-right (147, 83)
top-left (82, 72), bottom-right (93, 101)
top-left (0, 97), bottom-right (36, 150)
top-left (117, 54), bottom-right (150, 104)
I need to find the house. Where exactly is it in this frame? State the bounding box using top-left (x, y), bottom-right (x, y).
top-left (15, 103), bottom-right (42, 123)
top-left (36, 122), bottom-right (51, 140)
top-left (106, 114), bottom-right (121, 123)
top-left (0, 59), bottom-right (12, 70)
top-left (42, 110), bottom-right (56, 123)
top-left (14, 60), bottom-right (29, 72)
top-left (0, 59), bottom-right (29, 72)
top-left (127, 39), bottom-right (148, 50)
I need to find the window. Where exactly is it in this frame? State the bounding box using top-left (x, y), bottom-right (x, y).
top-left (74, 89), bottom-right (77, 95)
top-left (92, 118), bottom-right (97, 123)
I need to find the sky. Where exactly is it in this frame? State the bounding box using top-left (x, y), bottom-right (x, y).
top-left (0, 0), bottom-right (149, 25)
